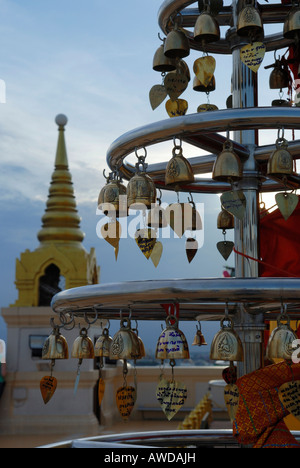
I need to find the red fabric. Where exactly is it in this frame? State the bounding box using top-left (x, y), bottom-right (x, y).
top-left (259, 197), bottom-right (300, 277)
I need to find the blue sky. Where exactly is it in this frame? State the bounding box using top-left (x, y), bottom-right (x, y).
top-left (0, 0), bottom-right (297, 344)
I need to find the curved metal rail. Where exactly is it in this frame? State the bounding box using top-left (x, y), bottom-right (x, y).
top-left (106, 107), bottom-right (300, 193)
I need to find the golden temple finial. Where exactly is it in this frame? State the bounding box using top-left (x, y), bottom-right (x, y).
top-left (37, 115), bottom-right (85, 246)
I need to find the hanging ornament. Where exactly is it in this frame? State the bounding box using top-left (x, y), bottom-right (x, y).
top-left (149, 84), bottom-right (168, 111)
top-left (110, 317), bottom-right (141, 361)
top-left (278, 380), bottom-right (300, 421)
top-left (153, 35), bottom-right (177, 72)
top-left (194, 0), bottom-right (220, 44)
top-left (283, 5), bottom-right (300, 41)
top-left (266, 305), bottom-right (298, 362)
top-left (237, 0), bottom-right (264, 41)
top-left (156, 314), bottom-right (190, 362)
top-left (210, 307), bottom-right (244, 362)
top-left (240, 42), bottom-right (266, 73)
top-left (164, 72), bottom-right (189, 101)
top-left (41, 321), bottom-right (69, 404)
top-left (186, 237), bottom-right (199, 263)
top-left (135, 228), bottom-right (157, 260)
top-left (165, 139), bottom-right (194, 187)
top-left (222, 362), bottom-right (239, 422)
top-left (116, 360), bottom-right (136, 421)
top-left (101, 220), bottom-right (122, 260)
top-left (150, 241), bottom-right (163, 267)
top-left (98, 168), bottom-right (128, 218)
top-left (220, 190), bottom-right (246, 221)
top-left (185, 193), bottom-right (202, 231)
top-left (127, 148), bottom-right (156, 209)
top-left (147, 190), bottom-right (168, 229)
top-left (197, 102), bottom-right (218, 113)
top-left (212, 138), bottom-right (243, 183)
top-left (216, 207), bottom-right (234, 260)
top-left (267, 129), bottom-right (293, 179)
top-left (165, 98), bottom-right (188, 117)
top-left (94, 323), bottom-right (115, 406)
top-left (193, 55), bottom-right (216, 88)
top-left (156, 363), bottom-right (187, 421)
top-left (71, 326), bottom-right (95, 395)
top-left (192, 321), bottom-right (207, 346)
top-left (275, 191), bottom-right (299, 221)
top-left (164, 14), bottom-right (190, 59)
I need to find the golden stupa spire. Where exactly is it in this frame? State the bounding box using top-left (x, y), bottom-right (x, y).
top-left (37, 114), bottom-right (85, 247)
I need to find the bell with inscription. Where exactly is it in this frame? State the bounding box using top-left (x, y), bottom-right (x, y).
top-left (267, 135), bottom-right (293, 177)
top-left (110, 318), bottom-right (141, 361)
top-left (165, 140), bottom-right (194, 187)
top-left (98, 170), bottom-right (128, 218)
top-left (212, 140), bottom-right (243, 182)
top-left (266, 311), bottom-right (298, 362)
top-left (127, 149), bottom-right (157, 209)
top-left (237, 1), bottom-right (264, 40)
top-left (210, 317), bottom-right (244, 362)
top-left (156, 315), bottom-right (190, 361)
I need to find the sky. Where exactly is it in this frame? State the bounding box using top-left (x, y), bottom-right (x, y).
top-left (0, 0), bottom-right (298, 347)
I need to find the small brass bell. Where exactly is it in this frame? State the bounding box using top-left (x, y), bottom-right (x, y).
top-left (165, 142), bottom-right (195, 186)
top-left (127, 151), bottom-right (157, 209)
top-left (147, 204), bottom-right (168, 228)
top-left (164, 18), bottom-right (190, 59)
top-left (237, 2), bottom-right (264, 39)
top-left (98, 171), bottom-right (128, 218)
top-left (131, 325), bottom-right (146, 359)
top-left (156, 315), bottom-right (190, 361)
top-left (269, 61), bottom-right (290, 90)
top-left (283, 6), bottom-right (300, 41)
top-left (71, 328), bottom-right (95, 360)
top-left (192, 322), bottom-right (207, 346)
top-left (153, 43), bottom-right (177, 72)
top-left (217, 208), bottom-right (234, 230)
top-left (194, 10), bottom-right (220, 43)
top-left (185, 195), bottom-right (202, 231)
top-left (210, 317), bottom-right (244, 362)
top-left (95, 328), bottom-right (113, 359)
top-left (266, 313), bottom-right (298, 362)
top-left (110, 318), bottom-right (141, 361)
top-left (42, 326), bottom-right (69, 360)
top-left (267, 136), bottom-right (293, 177)
top-left (193, 75), bottom-right (216, 93)
top-left (212, 140), bottom-right (243, 182)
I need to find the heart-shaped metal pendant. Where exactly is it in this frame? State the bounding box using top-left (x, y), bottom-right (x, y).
top-left (156, 378), bottom-right (187, 421)
top-left (275, 192), bottom-right (299, 221)
top-left (149, 84), bottom-right (168, 110)
top-left (278, 380), bottom-right (300, 421)
top-left (166, 98), bottom-right (188, 118)
top-left (151, 241), bottom-right (163, 268)
top-left (240, 42), bottom-right (266, 73)
top-left (40, 376), bottom-right (57, 405)
top-left (164, 72), bottom-right (188, 101)
top-left (217, 241), bottom-right (234, 260)
top-left (220, 191), bottom-right (246, 220)
top-left (224, 384), bottom-right (239, 422)
top-left (193, 56), bottom-right (216, 87)
top-left (116, 386), bottom-right (136, 421)
top-left (135, 228), bottom-right (156, 259)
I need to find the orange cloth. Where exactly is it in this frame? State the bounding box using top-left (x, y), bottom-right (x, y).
top-left (233, 361), bottom-right (300, 448)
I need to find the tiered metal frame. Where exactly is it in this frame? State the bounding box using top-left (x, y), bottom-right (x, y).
top-left (51, 0), bottom-right (300, 377)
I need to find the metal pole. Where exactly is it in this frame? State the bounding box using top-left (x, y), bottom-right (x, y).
top-left (230, 0), bottom-right (265, 376)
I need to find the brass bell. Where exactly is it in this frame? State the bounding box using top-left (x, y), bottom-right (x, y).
top-left (194, 10), bottom-right (220, 43)
top-left (185, 196), bottom-right (202, 231)
top-left (192, 322), bottom-right (207, 346)
top-left (110, 318), bottom-right (141, 361)
top-left (217, 208), bottom-right (234, 230)
top-left (267, 137), bottom-right (293, 177)
top-left (193, 75), bottom-right (216, 93)
top-left (42, 326), bottom-right (69, 360)
top-left (71, 328), bottom-right (95, 360)
top-left (153, 43), bottom-right (177, 72)
top-left (212, 140), bottom-right (243, 182)
top-left (131, 326), bottom-right (146, 359)
top-left (266, 313), bottom-right (298, 362)
top-left (269, 61), bottom-right (290, 90)
top-left (98, 171), bottom-right (128, 218)
top-left (210, 317), bottom-right (244, 362)
top-left (94, 327), bottom-right (113, 359)
top-left (164, 19), bottom-right (190, 59)
top-left (165, 143), bottom-right (195, 186)
top-left (155, 315), bottom-right (190, 361)
top-left (283, 6), bottom-right (300, 41)
top-left (237, 2), bottom-right (263, 39)
top-left (127, 152), bottom-right (157, 209)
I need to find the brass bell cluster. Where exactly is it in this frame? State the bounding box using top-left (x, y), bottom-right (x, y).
top-left (266, 305), bottom-right (298, 362)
